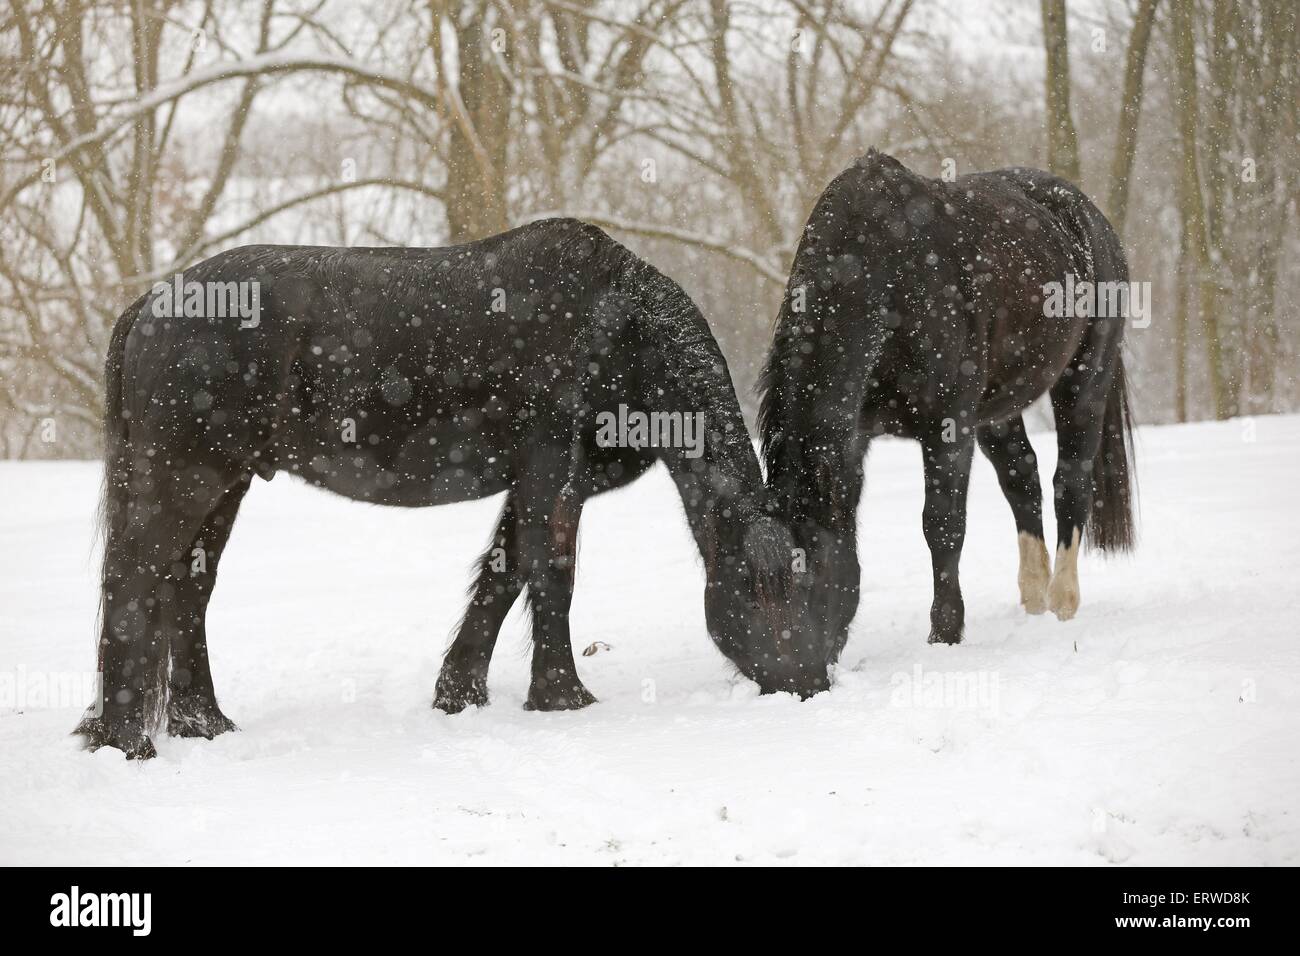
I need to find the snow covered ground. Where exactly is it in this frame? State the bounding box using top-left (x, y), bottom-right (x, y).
top-left (2, 415), bottom-right (1298, 865)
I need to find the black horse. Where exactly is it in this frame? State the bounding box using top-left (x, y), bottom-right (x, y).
top-left (77, 218), bottom-right (820, 759)
top-left (759, 150), bottom-right (1136, 661)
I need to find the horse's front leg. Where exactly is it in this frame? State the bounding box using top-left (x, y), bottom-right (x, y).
top-left (434, 493), bottom-right (524, 713)
top-left (518, 472), bottom-right (595, 712)
top-left (919, 431), bottom-right (975, 645)
top-left (977, 415), bottom-right (1050, 615)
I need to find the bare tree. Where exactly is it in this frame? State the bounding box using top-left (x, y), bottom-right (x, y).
top-left (1107, 0), bottom-right (1160, 235)
top-left (0, 0), bottom-right (1296, 456)
top-left (1170, 0), bottom-right (1229, 418)
top-left (1040, 0), bottom-right (1081, 181)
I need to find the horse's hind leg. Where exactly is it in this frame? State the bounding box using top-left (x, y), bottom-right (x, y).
top-left (516, 456), bottom-right (594, 711)
top-left (77, 461), bottom-right (243, 758)
top-left (977, 415), bottom-right (1050, 614)
top-left (920, 431), bottom-right (976, 645)
top-left (1047, 354), bottom-right (1119, 620)
top-left (433, 493), bottom-right (525, 714)
top-left (166, 476), bottom-right (251, 737)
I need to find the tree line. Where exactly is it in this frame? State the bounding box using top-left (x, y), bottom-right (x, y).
top-left (1, 0), bottom-right (1295, 456)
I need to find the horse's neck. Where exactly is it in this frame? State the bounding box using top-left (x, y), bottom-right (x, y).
top-left (660, 444), bottom-right (766, 565)
top-left (768, 435), bottom-right (866, 536)
top-left (761, 275), bottom-right (888, 533)
top-left (641, 363), bottom-right (767, 556)
top-left (761, 329), bottom-right (875, 535)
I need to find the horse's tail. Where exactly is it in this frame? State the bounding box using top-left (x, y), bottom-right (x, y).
top-left (1090, 353), bottom-right (1136, 553)
top-left (96, 294), bottom-right (146, 647)
top-left (1009, 168), bottom-right (1138, 554)
top-left (1070, 189), bottom-right (1137, 555)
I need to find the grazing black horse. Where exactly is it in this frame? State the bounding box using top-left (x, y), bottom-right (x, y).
top-left (759, 150), bottom-right (1135, 660)
top-left (77, 218), bottom-right (819, 759)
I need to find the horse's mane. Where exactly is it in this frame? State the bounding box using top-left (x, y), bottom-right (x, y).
top-left (617, 247), bottom-right (767, 509)
top-left (755, 320), bottom-right (788, 480)
top-left (757, 148), bottom-right (906, 478)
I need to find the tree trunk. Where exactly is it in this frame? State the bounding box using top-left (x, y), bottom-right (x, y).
top-left (1107, 0), bottom-right (1160, 235)
top-left (1171, 0), bottom-right (1231, 419)
top-left (1174, 229), bottom-right (1189, 422)
top-left (1203, 0), bottom-right (1241, 409)
top-left (432, 1), bottom-right (510, 243)
top-left (709, 0), bottom-right (784, 250)
top-left (1040, 0), bottom-right (1081, 182)
top-left (1243, 0), bottom-right (1298, 413)
top-left (126, 1), bottom-right (165, 277)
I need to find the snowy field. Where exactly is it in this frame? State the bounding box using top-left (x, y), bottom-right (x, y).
top-left (2, 415), bottom-right (1298, 866)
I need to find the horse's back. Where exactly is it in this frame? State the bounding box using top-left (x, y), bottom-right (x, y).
top-left (776, 150), bottom-right (1123, 431)
top-left (110, 219), bottom-right (651, 507)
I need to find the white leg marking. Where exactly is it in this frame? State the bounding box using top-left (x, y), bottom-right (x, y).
top-left (1048, 527), bottom-right (1082, 621)
top-left (1017, 531), bottom-right (1051, 615)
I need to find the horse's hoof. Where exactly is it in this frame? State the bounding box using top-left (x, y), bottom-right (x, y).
top-left (926, 629), bottom-right (964, 646)
top-left (1047, 575), bottom-right (1079, 621)
top-left (1049, 596), bottom-right (1078, 621)
top-left (1017, 533), bottom-right (1051, 615)
top-left (523, 683), bottom-right (597, 711)
top-left (1021, 591), bottom-right (1049, 615)
top-left (927, 604), bottom-right (965, 645)
top-left (166, 695), bottom-right (238, 739)
top-left (432, 671), bottom-right (489, 714)
top-left (72, 714), bottom-right (157, 760)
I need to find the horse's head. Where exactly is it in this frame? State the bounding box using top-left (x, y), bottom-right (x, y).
top-left (760, 443), bottom-right (864, 676)
top-left (701, 512), bottom-right (830, 698)
top-left (790, 517), bottom-right (861, 668)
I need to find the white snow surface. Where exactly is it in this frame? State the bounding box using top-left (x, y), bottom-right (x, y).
top-left (2, 415), bottom-right (1297, 865)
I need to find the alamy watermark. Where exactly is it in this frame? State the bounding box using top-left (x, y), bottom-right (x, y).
top-left (150, 272), bottom-right (261, 328)
top-left (889, 664), bottom-right (1000, 716)
top-left (595, 403), bottom-right (704, 459)
top-left (0, 667), bottom-right (101, 714)
top-left (1042, 273), bottom-right (1151, 329)
top-left (50, 886), bottom-right (151, 936)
